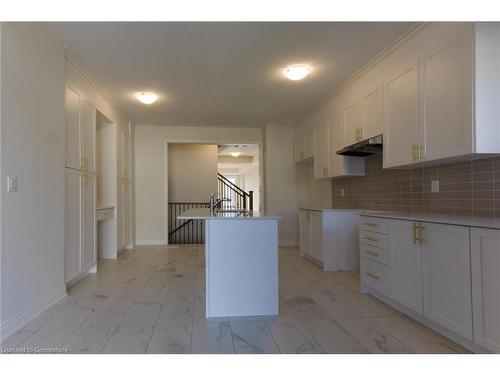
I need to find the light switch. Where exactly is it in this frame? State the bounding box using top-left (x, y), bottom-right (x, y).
top-left (7, 176), bottom-right (17, 192)
top-left (340, 188), bottom-right (345, 197)
top-left (431, 180), bottom-right (440, 193)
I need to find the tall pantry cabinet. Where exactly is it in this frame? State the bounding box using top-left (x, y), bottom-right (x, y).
top-left (65, 85), bottom-right (96, 283)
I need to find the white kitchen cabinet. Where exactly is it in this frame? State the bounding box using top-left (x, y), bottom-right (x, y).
top-left (82, 100), bottom-right (96, 174)
top-left (116, 180), bottom-right (125, 251)
top-left (82, 173), bottom-right (96, 271)
top-left (343, 101), bottom-right (361, 146)
top-left (65, 168), bottom-right (96, 283)
top-left (361, 85), bottom-right (384, 140)
top-left (65, 85), bottom-right (83, 170)
top-left (314, 123), bottom-right (329, 179)
top-left (294, 137), bottom-right (305, 162)
top-left (299, 209), bottom-right (360, 271)
top-left (310, 211), bottom-right (323, 262)
top-left (299, 210), bottom-right (311, 257)
top-left (65, 168), bottom-right (83, 282)
top-left (294, 130), bottom-right (314, 163)
top-left (471, 228), bottom-right (500, 353)
top-left (420, 28), bottom-right (474, 162)
top-left (328, 113), bottom-right (365, 178)
top-left (390, 219), bottom-right (423, 313)
top-left (422, 223), bottom-right (473, 340)
top-left (383, 62), bottom-right (420, 168)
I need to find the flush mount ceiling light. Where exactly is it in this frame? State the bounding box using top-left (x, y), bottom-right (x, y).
top-left (283, 64), bottom-right (312, 81)
top-left (135, 92), bottom-right (158, 105)
top-left (230, 152), bottom-right (241, 157)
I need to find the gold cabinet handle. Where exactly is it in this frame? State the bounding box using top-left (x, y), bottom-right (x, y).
top-left (365, 272), bottom-right (379, 280)
top-left (301, 151), bottom-right (304, 160)
top-left (359, 128), bottom-right (363, 141)
top-left (365, 250), bottom-right (379, 257)
top-left (323, 166), bottom-right (328, 177)
top-left (364, 222), bottom-right (378, 227)
top-left (418, 143), bottom-right (424, 161)
top-left (412, 144), bottom-right (419, 162)
top-left (419, 223), bottom-right (425, 243)
top-left (364, 235), bottom-right (378, 242)
top-left (413, 223), bottom-right (418, 244)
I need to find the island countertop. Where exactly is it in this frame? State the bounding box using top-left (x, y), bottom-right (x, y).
top-left (178, 208), bottom-right (280, 220)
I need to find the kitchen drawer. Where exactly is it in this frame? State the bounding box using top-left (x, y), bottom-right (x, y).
top-left (361, 244), bottom-right (391, 266)
top-left (360, 216), bottom-right (388, 234)
top-left (361, 258), bottom-right (392, 296)
top-left (360, 230), bottom-right (389, 249)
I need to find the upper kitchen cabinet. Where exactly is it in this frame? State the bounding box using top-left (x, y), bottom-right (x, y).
top-left (65, 85), bottom-right (83, 170)
top-left (328, 113), bottom-right (365, 178)
top-left (343, 101), bottom-right (362, 146)
top-left (361, 85), bottom-right (384, 140)
top-left (384, 62), bottom-right (420, 168)
top-left (384, 23), bottom-right (500, 168)
top-left (294, 130), bottom-right (314, 163)
top-left (65, 85), bottom-right (96, 174)
top-left (314, 123), bottom-right (329, 179)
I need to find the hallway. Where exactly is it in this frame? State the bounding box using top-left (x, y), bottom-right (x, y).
top-left (3, 246), bottom-right (466, 354)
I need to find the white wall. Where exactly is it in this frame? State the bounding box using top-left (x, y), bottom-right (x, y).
top-left (0, 23), bottom-right (66, 340)
top-left (264, 124), bottom-right (305, 246)
top-left (134, 125), bottom-right (263, 244)
top-left (168, 144), bottom-right (218, 202)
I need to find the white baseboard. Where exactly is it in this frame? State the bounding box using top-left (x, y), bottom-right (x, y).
top-left (135, 240), bottom-right (167, 246)
top-left (279, 240), bottom-right (299, 247)
top-left (0, 285), bottom-right (67, 343)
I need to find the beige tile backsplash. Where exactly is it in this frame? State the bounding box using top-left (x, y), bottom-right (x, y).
top-left (331, 154), bottom-right (500, 219)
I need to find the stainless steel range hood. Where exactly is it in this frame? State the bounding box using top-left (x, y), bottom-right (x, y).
top-left (337, 134), bottom-right (383, 157)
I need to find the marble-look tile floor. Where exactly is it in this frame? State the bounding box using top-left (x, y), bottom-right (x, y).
top-left (2, 245), bottom-right (468, 354)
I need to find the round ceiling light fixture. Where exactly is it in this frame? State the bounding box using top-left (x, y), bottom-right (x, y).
top-left (283, 64), bottom-right (312, 81)
top-left (230, 152), bottom-right (241, 157)
top-left (135, 92), bottom-right (158, 105)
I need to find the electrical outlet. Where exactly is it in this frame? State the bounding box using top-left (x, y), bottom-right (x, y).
top-left (431, 180), bottom-right (440, 193)
top-left (340, 188), bottom-right (345, 197)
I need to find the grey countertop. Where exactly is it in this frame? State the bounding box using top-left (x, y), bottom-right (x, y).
top-left (360, 211), bottom-right (500, 230)
top-left (178, 208), bottom-right (280, 220)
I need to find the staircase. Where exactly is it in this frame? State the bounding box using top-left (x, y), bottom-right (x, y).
top-left (168, 174), bottom-right (254, 244)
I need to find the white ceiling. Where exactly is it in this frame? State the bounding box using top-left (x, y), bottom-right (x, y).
top-left (46, 22), bottom-right (415, 127)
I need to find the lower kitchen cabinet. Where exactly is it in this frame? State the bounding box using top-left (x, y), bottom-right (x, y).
top-left (389, 220), bottom-right (423, 313)
top-left (65, 168), bottom-right (96, 283)
top-left (422, 223), bottom-right (472, 340)
top-left (299, 209), bottom-right (360, 271)
top-left (360, 214), bottom-right (496, 352)
top-left (471, 228), bottom-right (500, 352)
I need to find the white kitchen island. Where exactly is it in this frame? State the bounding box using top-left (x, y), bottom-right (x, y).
top-left (178, 208), bottom-right (279, 318)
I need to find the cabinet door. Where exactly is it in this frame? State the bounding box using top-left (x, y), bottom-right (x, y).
top-left (82, 100), bottom-right (96, 173)
top-left (299, 211), bottom-right (311, 257)
top-left (65, 86), bottom-right (83, 170)
top-left (82, 173), bottom-right (96, 272)
top-left (421, 31), bottom-right (473, 161)
top-left (383, 62), bottom-right (420, 168)
top-left (390, 220), bottom-right (423, 313)
top-left (361, 85), bottom-right (383, 140)
top-left (314, 123), bottom-right (329, 179)
top-left (116, 126), bottom-right (124, 181)
top-left (310, 211), bottom-right (323, 262)
top-left (65, 168), bottom-right (83, 282)
top-left (122, 129), bottom-right (129, 180)
top-left (422, 223), bottom-right (473, 339)
top-left (124, 178), bottom-right (131, 246)
top-left (328, 114), bottom-right (343, 176)
top-left (343, 101), bottom-right (361, 146)
top-left (471, 228), bottom-right (500, 352)
top-left (116, 180), bottom-right (125, 250)
top-left (303, 131), bottom-right (314, 159)
top-left (294, 136), bottom-right (305, 162)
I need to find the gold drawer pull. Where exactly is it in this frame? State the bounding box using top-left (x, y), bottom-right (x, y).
top-left (364, 222), bottom-right (378, 227)
top-left (365, 251), bottom-right (379, 257)
top-left (365, 272), bottom-right (379, 280)
top-left (364, 235), bottom-right (378, 242)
